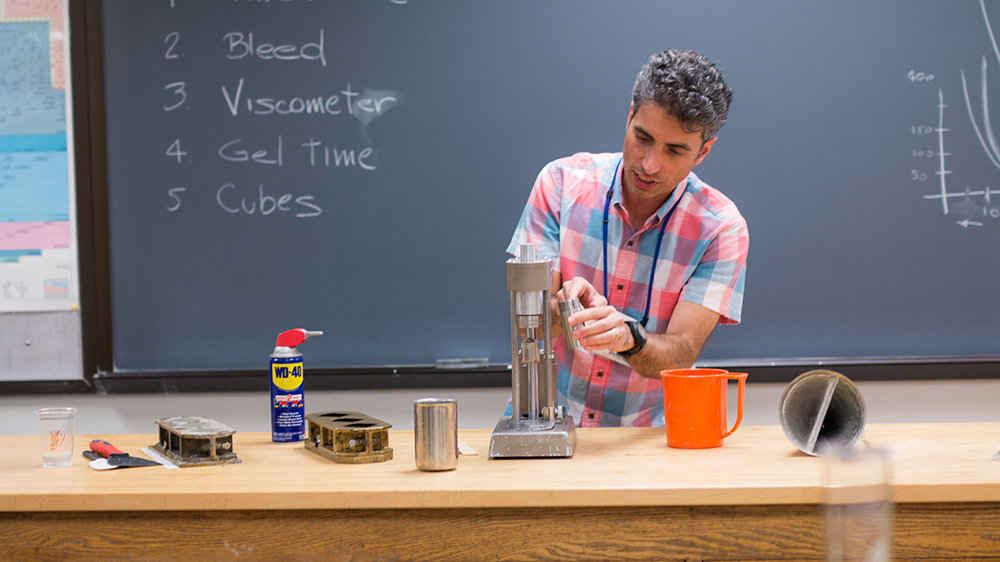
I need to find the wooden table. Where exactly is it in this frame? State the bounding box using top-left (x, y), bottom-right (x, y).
top-left (2, 423), bottom-right (1000, 561)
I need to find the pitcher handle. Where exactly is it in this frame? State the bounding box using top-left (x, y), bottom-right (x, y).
top-left (721, 372), bottom-right (748, 439)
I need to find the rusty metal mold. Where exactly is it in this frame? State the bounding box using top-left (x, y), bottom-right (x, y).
top-left (150, 416), bottom-right (242, 467)
top-left (305, 411), bottom-right (393, 464)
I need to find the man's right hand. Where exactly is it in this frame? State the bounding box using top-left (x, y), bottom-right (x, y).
top-left (548, 275), bottom-right (610, 339)
top-left (552, 276), bottom-right (633, 353)
top-left (556, 277), bottom-right (608, 309)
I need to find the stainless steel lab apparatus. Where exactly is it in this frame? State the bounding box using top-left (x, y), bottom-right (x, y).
top-left (489, 243), bottom-right (576, 458)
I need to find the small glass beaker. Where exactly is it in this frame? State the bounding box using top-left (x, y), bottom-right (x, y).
top-left (35, 407), bottom-right (77, 468)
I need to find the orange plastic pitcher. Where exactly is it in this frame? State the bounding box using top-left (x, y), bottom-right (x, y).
top-left (660, 368), bottom-right (747, 449)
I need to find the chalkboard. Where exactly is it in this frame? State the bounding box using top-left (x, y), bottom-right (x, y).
top-left (99, 0), bottom-right (1000, 375)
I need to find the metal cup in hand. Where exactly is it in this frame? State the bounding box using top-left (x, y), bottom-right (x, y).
top-left (558, 298), bottom-right (584, 349)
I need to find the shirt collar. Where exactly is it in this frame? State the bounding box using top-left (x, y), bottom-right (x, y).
top-left (611, 163), bottom-right (690, 229)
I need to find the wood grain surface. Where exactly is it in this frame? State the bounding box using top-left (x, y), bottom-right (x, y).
top-left (3, 424), bottom-right (1000, 511)
top-left (3, 503), bottom-right (1000, 561)
top-left (3, 424), bottom-right (1000, 561)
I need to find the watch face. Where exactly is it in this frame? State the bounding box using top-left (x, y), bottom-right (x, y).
top-left (634, 321), bottom-right (647, 340)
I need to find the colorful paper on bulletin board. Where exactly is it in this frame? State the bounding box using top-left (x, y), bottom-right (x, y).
top-left (0, 0), bottom-right (78, 312)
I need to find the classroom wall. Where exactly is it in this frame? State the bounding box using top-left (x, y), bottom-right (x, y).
top-left (3, 379), bottom-right (999, 437)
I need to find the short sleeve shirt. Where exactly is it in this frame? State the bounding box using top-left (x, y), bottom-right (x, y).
top-left (507, 152), bottom-right (749, 427)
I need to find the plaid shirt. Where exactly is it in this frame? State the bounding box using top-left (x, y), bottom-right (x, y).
top-left (508, 152), bottom-right (748, 427)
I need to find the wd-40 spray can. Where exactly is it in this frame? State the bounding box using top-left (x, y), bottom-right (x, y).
top-left (270, 329), bottom-right (322, 442)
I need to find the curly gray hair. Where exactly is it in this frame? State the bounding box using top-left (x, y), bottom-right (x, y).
top-left (632, 49), bottom-right (733, 141)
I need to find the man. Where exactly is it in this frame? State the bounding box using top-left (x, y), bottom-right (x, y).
top-left (507, 49), bottom-right (748, 427)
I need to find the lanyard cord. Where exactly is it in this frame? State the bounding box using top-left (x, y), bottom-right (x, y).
top-left (603, 158), bottom-right (684, 327)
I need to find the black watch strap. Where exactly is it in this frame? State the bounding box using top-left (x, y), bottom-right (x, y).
top-left (619, 319), bottom-right (647, 358)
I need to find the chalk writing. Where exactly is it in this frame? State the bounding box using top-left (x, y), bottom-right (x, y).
top-left (167, 140), bottom-right (187, 163)
top-left (918, 1), bottom-right (1000, 228)
top-left (962, 0), bottom-right (1000, 172)
top-left (167, 188), bottom-right (185, 211)
top-left (220, 79), bottom-right (399, 118)
top-left (217, 183), bottom-right (322, 218)
top-left (907, 70), bottom-right (934, 82)
top-left (224, 29), bottom-right (326, 67)
top-left (165, 32), bottom-right (180, 59)
top-left (146, 1), bottom-right (401, 221)
top-left (219, 137), bottom-right (283, 165)
top-left (300, 139), bottom-right (374, 170)
top-left (163, 82), bottom-right (186, 111)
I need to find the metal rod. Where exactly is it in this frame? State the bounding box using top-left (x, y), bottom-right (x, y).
top-left (527, 361), bottom-right (539, 420)
top-left (542, 287), bottom-right (555, 420)
top-left (509, 291), bottom-right (521, 424)
top-left (525, 326), bottom-right (539, 421)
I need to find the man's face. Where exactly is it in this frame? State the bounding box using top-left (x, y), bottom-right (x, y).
top-left (621, 102), bottom-right (716, 209)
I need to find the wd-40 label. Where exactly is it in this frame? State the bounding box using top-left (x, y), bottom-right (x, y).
top-left (270, 356), bottom-right (305, 442)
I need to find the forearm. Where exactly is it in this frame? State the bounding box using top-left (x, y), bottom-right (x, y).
top-left (554, 280), bottom-right (719, 378)
top-left (624, 332), bottom-right (701, 379)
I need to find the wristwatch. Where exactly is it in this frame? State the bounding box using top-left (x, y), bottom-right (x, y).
top-left (619, 319), bottom-right (647, 358)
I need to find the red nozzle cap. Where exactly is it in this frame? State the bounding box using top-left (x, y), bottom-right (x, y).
top-left (275, 329), bottom-right (322, 347)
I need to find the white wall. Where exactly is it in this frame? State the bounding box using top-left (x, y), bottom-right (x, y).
top-left (4, 378), bottom-right (1000, 436)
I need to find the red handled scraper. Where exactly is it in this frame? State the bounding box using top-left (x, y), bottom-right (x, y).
top-left (88, 439), bottom-right (161, 468)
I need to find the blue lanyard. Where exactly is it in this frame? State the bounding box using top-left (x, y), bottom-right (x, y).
top-left (602, 158), bottom-right (684, 327)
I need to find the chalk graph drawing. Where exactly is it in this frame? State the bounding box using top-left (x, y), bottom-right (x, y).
top-left (963, 0), bottom-right (1000, 172)
top-left (923, 0), bottom-right (1000, 227)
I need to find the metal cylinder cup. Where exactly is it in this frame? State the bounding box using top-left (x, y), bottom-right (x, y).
top-left (413, 398), bottom-right (458, 471)
top-left (557, 298), bottom-right (584, 349)
top-left (660, 368), bottom-right (747, 449)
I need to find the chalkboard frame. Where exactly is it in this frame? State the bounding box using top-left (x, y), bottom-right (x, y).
top-left (7, 0), bottom-right (1000, 396)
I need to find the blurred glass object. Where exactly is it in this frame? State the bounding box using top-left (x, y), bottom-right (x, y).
top-left (825, 446), bottom-right (892, 562)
